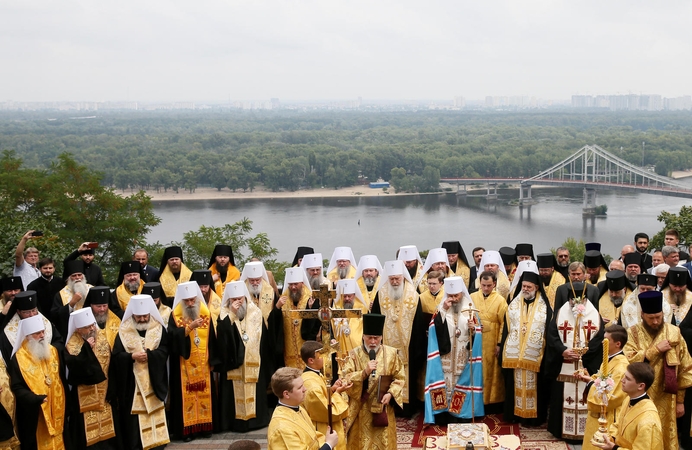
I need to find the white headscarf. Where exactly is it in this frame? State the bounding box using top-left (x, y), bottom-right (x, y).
top-left (378, 260), bottom-right (414, 292)
top-left (397, 245), bottom-right (422, 264)
top-left (355, 254), bottom-right (384, 278)
top-left (327, 247), bottom-right (358, 275)
top-left (11, 315), bottom-right (45, 357)
top-left (421, 248), bottom-right (450, 274)
top-left (121, 294), bottom-right (165, 328)
top-left (283, 267), bottom-right (312, 295)
top-left (240, 261), bottom-right (269, 283)
top-left (336, 278), bottom-right (366, 307)
top-left (509, 260), bottom-right (539, 293)
top-left (66, 307), bottom-right (97, 343)
top-left (478, 250), bottom-right (508, 276)
top-left (440, 276), bottom-right (474, 313)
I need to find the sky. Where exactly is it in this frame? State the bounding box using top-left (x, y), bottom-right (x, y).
top-left (2, 0), bottom-right (691, 102)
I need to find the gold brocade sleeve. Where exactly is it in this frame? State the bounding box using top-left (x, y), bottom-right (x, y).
top-left (302, 372), bottom-right (349, 422)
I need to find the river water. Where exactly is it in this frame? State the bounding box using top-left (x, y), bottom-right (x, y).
top-left (148, 184), bottom-right (692, 263)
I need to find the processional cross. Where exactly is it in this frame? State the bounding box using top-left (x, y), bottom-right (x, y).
top-left (288, 284), bottom-right (362, 427)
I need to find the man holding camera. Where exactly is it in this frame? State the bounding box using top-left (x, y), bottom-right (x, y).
top-left (63, 241), bottom-right (105, 287)
top-left (13, 230), bottom-right (41, 291)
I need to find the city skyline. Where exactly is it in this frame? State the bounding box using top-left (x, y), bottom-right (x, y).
top-left (2, 1), bottom-right (691, 103)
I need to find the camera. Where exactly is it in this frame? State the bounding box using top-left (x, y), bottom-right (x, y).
top-left (31, 230), bottom-right (44, 237)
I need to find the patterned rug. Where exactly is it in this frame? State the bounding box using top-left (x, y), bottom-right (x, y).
top-left (411, 414), bottom-right (520, 447)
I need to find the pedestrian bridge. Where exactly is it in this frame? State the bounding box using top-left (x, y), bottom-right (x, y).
top-left (440, 144), bottom-right (692, 214)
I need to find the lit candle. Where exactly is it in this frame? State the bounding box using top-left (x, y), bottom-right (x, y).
top-left (602, 337), bottom-right (609, 375)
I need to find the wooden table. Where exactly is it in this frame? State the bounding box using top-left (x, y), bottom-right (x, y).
top-left (425, 434), bottom-right (521, 450)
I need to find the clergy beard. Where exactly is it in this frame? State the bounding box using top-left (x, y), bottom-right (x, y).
top-left (69, 278), bottom-right (89, 304)
top-left (125, 279), bottom-right (140, 294)
top-left (236, 301), bottom-right (247, 321)
top-left (289, 289), bottom-right (302, 306)
top-left (451, 301), bottom-right (461, 315)
top-left (670, 291), bottom-right (685, 306)
top-left (558, 261), bottom-right (569, 268)
top-left (588, 273), bottom-right (599, 284)
top-left (524, 291), bottom-right (536, 301)
top-left (363, 276), bottom-right (377, 288)
top-left (183, 301), bottom-right (201, 321)
top-left (406, 265), bottom-right (417, 279)
top-left (337, 267), bottom-right (349, 279)
top-left (342, 300), bottom-right (354, 310)
top-left (248, 284), bottom-right (261, 297)
top-left (218, 264), bottom-right (228, 281)
top-left (540, 275), bottom-right (551, 286)
top-left (79, 329), bottom-right (97, 342)
top-left (134, 320), bottom-right (150, 331)
top-left (94, 310), bottom-right (108, 327)
top-left (27, 337), bottom-right (51, 361)
top-left (365, 343), bottom-right (381, 354)
top-left (626, 274), bottom-right (637, 283)
top-left (610, 291), bottom-right (625, 307)
top-left (642, 320), bottom-right (662, 336)
top-left (309, 275), bottom-right (321, 290)
top-left (389, 284), bottom-right (403, 301)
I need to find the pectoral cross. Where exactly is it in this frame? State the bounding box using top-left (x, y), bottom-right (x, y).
top-left (558, 320), bottom-right (573, 343)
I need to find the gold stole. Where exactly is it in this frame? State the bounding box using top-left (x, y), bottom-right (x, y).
top-left (357, 276), bottom-right (380, 311)
top-left (4, 314), bottom-right (54, 350)
top-left (377, 282), bottom-right (418, 403)
top-left (503, 294), bottom-right (548, 418)
top-left (544, 271), bottom-right (566, 309)
top-left (452, 261), bottom-right (471, 289)
top-left (664, 288), bottom-right (692, 325)
top-left (281, 286), bottom-right (312, 370)
top-left (206, 290), bottom-right (222, 332)
top-left (15, 344), bottom-right (65, 450)
top-left (158, 305), bottom-right (172, 328)
top-left (599, 289), bottom-right (630, 326)
top-left (332, 296), bottom-right (368, 358)
top-left (0, 356), bottom-right (20, 449)
top-left (210, 263), bottom-right (241, 297)
top-left (173, 302), bottom-right (212, 429)
top-left (419, 288), bottom-right (444, 315)
top-left (66, 332), bottom-right (115, 446)
top-left (116, 280), bottom-right (144, 311)
top-left (119, 318), bottom-right (169, 450)
top-left (556, 301), bottom-right (600, 439)
top-left (103, 311), bottom-right (121, 349)
top-left (223, 301), bottom-right (263, 420)
top-left (247, 279), bottom-right (275, 327)
top-left (59, 284), bottom-right (93, 308)
top-left (159, 264), bottom-right (192, 299)
top-left (587, 268), bottom-right (607, 286)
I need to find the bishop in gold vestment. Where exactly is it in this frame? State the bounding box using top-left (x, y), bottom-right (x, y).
top-left (9, 315), bottom-right (66, 450)
top-left (112, 294), bottom-right (170, 450)
top-left (168, 282), bottom-right (214, 439)
top-left (113, 260), bottom-right (145, 314)
top-left (0, 352), bottom-right (19, 449)
top-left (208, 244), bottom-right (241, 298)
top-left (623, 291), bottom-right (692, 450)
top-left (64, 306), bottom-right (118, 449)
top-left (156, 246), bottom-right (192, 304)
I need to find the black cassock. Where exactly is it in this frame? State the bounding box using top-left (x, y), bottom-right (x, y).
top-left (63, 339), bottom-right (122, 450)
top-left (9, 345), bottom-right (71, 450)
top-left (111, 328), bottom-right (169, 450)
top-left (210, 311), bottom-right (278, 432)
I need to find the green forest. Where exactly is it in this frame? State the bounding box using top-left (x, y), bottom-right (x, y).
top-left (1, 109), bottom-right (692, 195)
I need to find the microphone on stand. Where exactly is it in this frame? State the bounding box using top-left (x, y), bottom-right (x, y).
top-left (369, 349), bottom-right (376, 377)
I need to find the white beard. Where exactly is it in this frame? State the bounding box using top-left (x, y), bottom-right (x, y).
top-left (309, 275), bottom-right (321, 290)
top-left (236, 302), bottom-right (247, 321)
top-left (134, 320), bottom-right (150, 331)
top-left (337, 266), bottom-right (349, 279)
top-left (363, 276), bottom-right (376, 287)
top-left (451, 301), bottom-right (461, 315)
top-left (27, 337), bottom-right (51, 361)
top-left (248, 284), bottom-right (261, 297)
top-left (94, 311), bottom-right (108, 327)
top-left (183, 301), bottom-right (200, 321)
top-left (69, 279), bottom-right (89, 306)
top-left (389, 284), bottom-right (403, 301)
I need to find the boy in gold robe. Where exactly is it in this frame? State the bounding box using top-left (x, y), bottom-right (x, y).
top-left (301, 341), bottom-right (350, 450)
top-left (267, 367), bottom-right (337, 450)
top-left (592, 362), bottom-right (663, 450)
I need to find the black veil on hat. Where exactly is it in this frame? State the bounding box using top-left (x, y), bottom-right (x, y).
top-left (116, 260), bottom-right (143, 286)
top-left (291, 246), bottom-right (314, 267)
top-left (191, 269), bottom-right (213, 287)
top-left (208, 244), bottom-right (236, 269)
top-left (441, 241), bottom-right (470, 268)
top-left (511, 270), bottom-right (549, 303)
top-left (515, 243), bottom-right (535, 261)
top-left (637, 273), bottom-right (657, 287)
top-left (536, 253), bottom-right (557, 270)
top-left (499, 247), bottom-right (517, 267)
top-left (5, 289), bottom-right (37, 320)
top-left (1, 276), bottom-right (24, 292)
top-left (583, 250), bottom-right (608, 271)
top-left (661, 266), bottom-right (692, 291)
top-left (84, 286), bottom-right (111, 307)
top-left (158, 246), bottom-right (184, 275)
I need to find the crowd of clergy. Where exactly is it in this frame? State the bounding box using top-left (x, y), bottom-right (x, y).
top-left (2, 228), bottom-right (692, 450)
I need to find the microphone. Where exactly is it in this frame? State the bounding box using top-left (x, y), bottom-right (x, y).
top-left (369, 349), bottom-right (376, 377)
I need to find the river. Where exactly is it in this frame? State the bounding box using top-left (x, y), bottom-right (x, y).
top-left (148, 185), bottom-right (692, 263)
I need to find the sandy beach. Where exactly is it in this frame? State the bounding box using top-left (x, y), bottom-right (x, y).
top-left (118, 184), bottom-right (414, 201)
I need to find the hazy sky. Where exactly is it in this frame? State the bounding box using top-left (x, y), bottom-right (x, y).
top-left (2, 1), bottom-right (690, 102)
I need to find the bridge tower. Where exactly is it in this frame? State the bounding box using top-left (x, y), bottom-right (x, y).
top-left (582, 188), bottom-right (597, 217)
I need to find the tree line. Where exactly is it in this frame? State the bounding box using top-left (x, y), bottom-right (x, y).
top-left (1, 109), bottom-right (692, 195)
